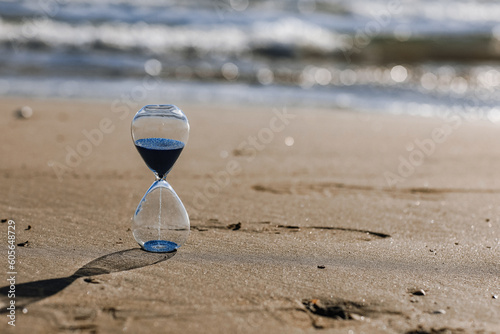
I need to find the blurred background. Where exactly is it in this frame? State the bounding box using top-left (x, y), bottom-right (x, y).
top-left (1, 0), bottom-right (500, 117)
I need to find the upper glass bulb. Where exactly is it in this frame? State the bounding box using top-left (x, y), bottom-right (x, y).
top-left (131, 105), bottom-right (189, 179)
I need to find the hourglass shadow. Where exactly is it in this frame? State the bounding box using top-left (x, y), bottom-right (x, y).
top-left (0, 248), bottom-right (176, 313)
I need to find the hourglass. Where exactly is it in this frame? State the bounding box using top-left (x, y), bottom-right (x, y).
top-left (131, 105), bottom-right (190, 253)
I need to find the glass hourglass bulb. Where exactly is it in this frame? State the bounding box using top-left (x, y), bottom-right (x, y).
top-left (131, 105), bottom-right (189, 252)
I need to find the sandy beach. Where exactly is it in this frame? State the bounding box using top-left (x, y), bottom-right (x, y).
top-left (0, 97), bottom-right (499, 333)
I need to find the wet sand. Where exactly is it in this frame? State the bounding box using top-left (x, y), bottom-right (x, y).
top-left (0, 97), bottom-right (499, 333)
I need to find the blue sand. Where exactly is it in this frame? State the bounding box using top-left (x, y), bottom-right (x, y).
top-left (143, 240), bottom-right (178, 253)
top-left (135, 138), bottom-right (184, 178)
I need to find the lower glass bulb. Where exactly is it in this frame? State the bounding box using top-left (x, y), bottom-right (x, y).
top-left (132, 180), bottom-right (190, 252)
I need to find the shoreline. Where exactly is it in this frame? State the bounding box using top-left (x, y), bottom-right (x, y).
top-left (2, 75), bottom-right (499, 120)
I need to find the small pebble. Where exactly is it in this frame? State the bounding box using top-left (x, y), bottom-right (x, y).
top-left (350, 313), bottom-right (364, 321)
top-left (17, 241), bottom-right (29, 247)
top-left (227, 222), bottom-right (241, 230)
top-left (493, 295), bottom-right (498, 299)
top-left (17, 106), bottom-right (33, 119)
top-left (432, 309), bottom-right (446, 314)
top-left (412, 289), bottom-right (426, 296)
top-left (317, 265), bottom-right (326, 269)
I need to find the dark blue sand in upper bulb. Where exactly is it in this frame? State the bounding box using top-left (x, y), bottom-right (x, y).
top-left (143, 240), bottom-right (178, 253)
top-left (135, 138), bottom-right (184, 178)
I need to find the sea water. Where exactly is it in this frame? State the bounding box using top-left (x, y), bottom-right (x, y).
top-left (1, 0), bottom-right (500, 116)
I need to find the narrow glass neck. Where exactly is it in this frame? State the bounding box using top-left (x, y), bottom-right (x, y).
top-left (155, 174), bottom-right (167, 181)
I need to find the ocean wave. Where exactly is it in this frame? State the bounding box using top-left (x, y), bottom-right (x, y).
top-left (1, 0), bottom-right (500, 113)
top-left (2, 0), bottom-right (500, 60)
top-left (0, 17), bottom-right (347, 57)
